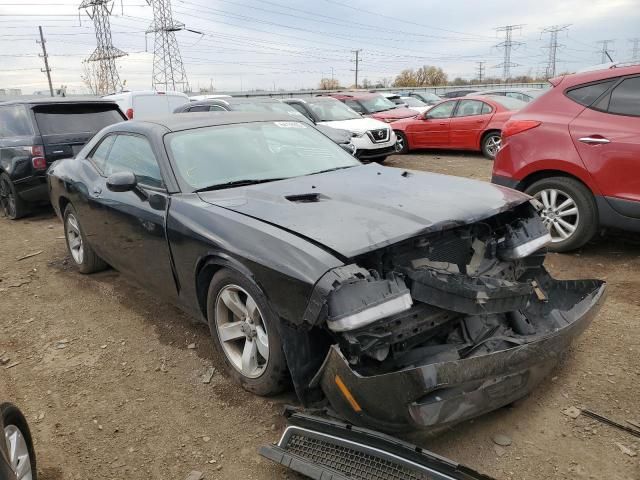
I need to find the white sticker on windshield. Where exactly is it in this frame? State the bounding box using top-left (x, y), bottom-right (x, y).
top-left (274, 121), bottom-right (306, 128)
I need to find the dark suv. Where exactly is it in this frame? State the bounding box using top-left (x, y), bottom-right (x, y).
top-left (0, 98), bottom-right (125, 219)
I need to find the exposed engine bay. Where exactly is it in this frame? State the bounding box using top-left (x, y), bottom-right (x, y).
top-left (316, 201), bottom-right (554, 368)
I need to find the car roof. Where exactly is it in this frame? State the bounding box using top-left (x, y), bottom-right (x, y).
top-left (193, 97), bottom-right (281, 106)
top-left (0, 97), bottom-right (117, 106)
top-left (285, 97), bottom-right (340, 104)
top-left (119, 112), bottom-right (309, 133)
top-left (550, 64), bottom-right (640, 88)
top-left (325, 92), bottom-right (379, 99)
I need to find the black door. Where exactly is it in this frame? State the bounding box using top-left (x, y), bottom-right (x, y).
top-left (83, 133), bottom-right (177, 298)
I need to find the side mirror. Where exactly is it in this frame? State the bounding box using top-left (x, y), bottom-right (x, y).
top-left (422, 113), bottom-right (431, 120)
top-left (106, 170), bottom-right (137, 192)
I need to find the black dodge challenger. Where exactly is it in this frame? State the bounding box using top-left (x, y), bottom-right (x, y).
top-left (47, 112), bottom-right (606, 432)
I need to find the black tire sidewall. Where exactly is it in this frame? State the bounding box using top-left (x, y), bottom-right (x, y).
top-left (0, 173), bottom-right (26, 220)
top-left (395, 131), bottom-right (408, 154)
top-left (206, 267), bottom-right (288, 396)
top-left (481, 132), bottom-right (501, 160)
top-left (525, 177), bottom-right (598, 252)
top-left (1, 403), bottom-right (37, 480)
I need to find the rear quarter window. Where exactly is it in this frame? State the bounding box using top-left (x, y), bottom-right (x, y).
top-left (0, 105), bottom-right (33, 137)
top-left (566, 80), bottom-right (616, 107)
top-left (33, 104), bottom-right (123, 135)
top-left (607, 77), bottom-right (640, 117)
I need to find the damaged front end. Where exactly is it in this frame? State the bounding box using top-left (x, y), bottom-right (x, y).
top-left (299, 200), bottom-right (606, 432)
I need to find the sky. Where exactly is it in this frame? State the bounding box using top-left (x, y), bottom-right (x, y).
top-left (0, 0), bottom-right (639, 94)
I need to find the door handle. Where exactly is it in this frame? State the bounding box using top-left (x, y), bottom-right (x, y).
top-left (578, 136), bottom-right (610, 145)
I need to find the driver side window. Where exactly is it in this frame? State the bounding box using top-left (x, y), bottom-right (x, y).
top-left (426, 101), bottom-right (456, 119)
top-left (98, 134), bottom-right (164, 189)
top-left (344, 100), bottom-right (364, 114)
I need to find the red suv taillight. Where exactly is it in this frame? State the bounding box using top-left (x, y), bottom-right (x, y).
top-left (30, 145), bottom-right (47, 170)
top-left (126, 108), bottom-right (134, 119)
top-left (502, 120), bottom-right (542, 138)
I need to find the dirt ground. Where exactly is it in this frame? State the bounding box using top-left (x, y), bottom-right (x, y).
top-left (1, 151), bottom-right (638, 480)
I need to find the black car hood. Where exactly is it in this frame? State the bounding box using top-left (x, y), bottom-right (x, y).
top-left (198, 164), bottom-right (530, 259)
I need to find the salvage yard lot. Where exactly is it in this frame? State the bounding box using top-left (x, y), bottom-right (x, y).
top-left (1, 151), bottom-right (638, 480)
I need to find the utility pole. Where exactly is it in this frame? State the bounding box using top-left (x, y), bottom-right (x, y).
top-left (476, 61), bottom-right (485, 83)
top-left (351, 49), bottom-right (362, 88)
top-left (596, 40), bottom-right (615, 63)
top-left (37, 26), bottom-right (54, 97)
top-left (146, 0), bottom-right (189, 92)
top-left (541, 25), bottom-right (570, 79)
top-left (79, 0), bottom-right (127, 95)
top-left (630, 38), bottom-right (640, 60)
top-left (494, 25), bottom-right (524, 81)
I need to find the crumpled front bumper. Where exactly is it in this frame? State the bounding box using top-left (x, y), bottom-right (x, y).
top-left (316, 279), bottom-right (606, 433)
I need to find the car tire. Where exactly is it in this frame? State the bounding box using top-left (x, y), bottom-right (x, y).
top-left (525, 176), bottom-right (598, 252)
top-left (207, 268), bottom-right (289, 396)
top-left (481, 131), bottom-right (501, 160)
top-left (394, 131), bottom-right (409, 154)
top-left (1, 403), bottom-right (37, 480)
top-left (0, 173), bottom-right (28, 220)
top-left (63, 204), bottom-right (107, 274)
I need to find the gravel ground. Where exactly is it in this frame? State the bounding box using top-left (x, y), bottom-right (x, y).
top-left (0, 151), bottom-right (638, 480)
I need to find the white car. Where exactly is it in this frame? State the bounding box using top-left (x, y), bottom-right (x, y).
top-left (103, 90), bottom-right (189, 120)
top-left (382, 93), bottom-right (431, 115)
top-left (284, 97), bottom-right (398, 162)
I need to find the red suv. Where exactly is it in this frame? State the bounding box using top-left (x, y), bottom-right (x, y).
top-left (492, 64), bottom-right (640, 252)
top-left (326, 92), bottom-right (417, 122)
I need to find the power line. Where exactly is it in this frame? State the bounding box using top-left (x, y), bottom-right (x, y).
top-left (541, 24), bottom-right (570, 78)
top-left (351, 49), bottom-right (361, 88)
top-left (146, 0), bottom-right (189, 91)
top-left (494, 24), bottom-right (524, 80)
top-left (37, 26), bottom-right (54, 96)
top-left (596, 39), bottom-right (615, 63)
top-left (79, 0), bottom-right (127, 94)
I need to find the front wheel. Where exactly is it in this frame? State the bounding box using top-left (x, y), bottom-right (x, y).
top-left (394, 131), bottom-right (408, 154)
top-left (525, 177), bottom-right (598, 252)
top-left (481, 131), bottom-right (501, 160)
top-left (1, 403), bottom-right (37, 480)
top-left (207, 268), bottom-right (289, 396)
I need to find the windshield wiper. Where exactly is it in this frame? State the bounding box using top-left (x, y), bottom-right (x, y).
top-left (308, 165), bottom-right (356, 176)
top-left (194, 178), bottom-right (285, 192)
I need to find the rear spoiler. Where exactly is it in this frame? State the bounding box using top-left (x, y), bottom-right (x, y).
top-left (547, 76), bottom-right (565, 87)
top-left (260, 411), bottom-right (495, 480)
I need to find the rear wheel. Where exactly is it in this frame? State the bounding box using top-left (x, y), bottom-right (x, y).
top-left (63, 204), bottom-right (107, 273)
top-left (0, 173), bottom-right (28, 220)
top-left (525, 176), bottom-right (598, 252)
top-left (394, 131), bottom-right (408, 154)
top-left (481, 131), bottom-right (501, 160)
top-left (2, 403), bottom-right (37, 480)
top-left (207, 268), bottom-right (288, 396)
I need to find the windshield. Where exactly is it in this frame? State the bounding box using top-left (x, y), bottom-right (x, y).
top-left (485, 95), bottom-right (527, 111)
top-left (308, 100), bottom-right (361, 121)
top-left (231, 102), bottom-right (309, 121)
top-left (401, 97), bottom-right (426, 107)
top-left (416, 92), bottom-right (441, 102)
top-left (358, 95), bottom-right (397, 113)
top-left (166, 121), bottom-right (360, 191)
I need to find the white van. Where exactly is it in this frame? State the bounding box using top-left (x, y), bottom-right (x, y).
top-left (103, 90), bottom-right (189, 120)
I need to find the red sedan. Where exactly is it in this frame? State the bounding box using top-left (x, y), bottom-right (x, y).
top-left (392, 95), bottom-right (526, 159)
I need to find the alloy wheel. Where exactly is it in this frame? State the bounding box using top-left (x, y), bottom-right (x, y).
top-left (535, 188), bottom-right (579, 242)
top-left (4, 425), bottom-right (33, 480)
top-left (65, 213), bottom-right (84, 264)
top-left (214, 284), bottom-right (269, 379)
top-left (0, 178), bottom-right (16, 218)
top-left (485, 135), bottom-right (501, 158)
top-left (395, 135), bottom-right (405, 152)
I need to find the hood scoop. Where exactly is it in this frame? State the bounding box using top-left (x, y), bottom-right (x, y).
top-left (285, 193), bottom-right (327, 203)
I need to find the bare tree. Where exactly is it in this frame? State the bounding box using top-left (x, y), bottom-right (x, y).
top-left (81, 60), bottom-right (100, 95)
top-left (319, 77), bottom-right (340, 90)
